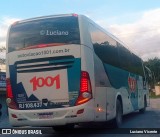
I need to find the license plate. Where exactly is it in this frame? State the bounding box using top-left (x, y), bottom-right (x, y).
top-left (38, 112), bottom-right (53, 119)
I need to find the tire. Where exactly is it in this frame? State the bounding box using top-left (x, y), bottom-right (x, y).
top-left (52, 124), bottom-right (74, 132)
top-left (113, 99), bottom-right (123, 128)
top-left (139, 97), bottom-right (147, 113)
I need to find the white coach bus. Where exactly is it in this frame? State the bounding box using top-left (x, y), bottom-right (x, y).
top-left (6, 14), bottom-right (149, 130)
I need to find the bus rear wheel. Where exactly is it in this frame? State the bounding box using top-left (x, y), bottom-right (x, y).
top-left (113, 99), bottom-right (123, 128)
top-left (139, 96), bottom-right (147, 113)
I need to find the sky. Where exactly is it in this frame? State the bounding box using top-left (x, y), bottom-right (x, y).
top-left (0, 0), bottom-right (160, 61)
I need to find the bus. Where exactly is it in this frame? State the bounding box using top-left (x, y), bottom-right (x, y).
top-left (6, 14), bottom-right (149, 130)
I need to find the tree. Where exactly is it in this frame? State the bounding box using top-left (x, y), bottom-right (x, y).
top-left (144, 57), bottom-right (160, 86)
top-left (0, 47), bottom-right (6, 71)
top-left (0, 47), bottom-right (6, 52)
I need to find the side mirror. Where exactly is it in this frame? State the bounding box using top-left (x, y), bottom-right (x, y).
top-left (145, 66), bottom-right (152, 80)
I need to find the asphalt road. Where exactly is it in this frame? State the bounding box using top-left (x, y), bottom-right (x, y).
top-left (0, 98), bottom-right (160, 137)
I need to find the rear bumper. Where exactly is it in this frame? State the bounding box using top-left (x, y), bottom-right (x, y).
top-left (8, 101), bottom-right (94, 127)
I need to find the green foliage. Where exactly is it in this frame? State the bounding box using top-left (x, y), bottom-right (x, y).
top-left (0, 58), bottom-right (5, 64)
top-left (144, 57), bottom-right (160, 86)
top-left (155, 82), bottom-right (160, 86)
top-left (0, 47), bottom-right (6, 52)
top-left (150, 91), bottom-right (160, 98)
top-left (0, 47), bottom-right (6, 65)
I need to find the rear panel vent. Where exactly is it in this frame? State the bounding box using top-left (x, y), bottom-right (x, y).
top-left (16, 56), bottom-right (74, 73)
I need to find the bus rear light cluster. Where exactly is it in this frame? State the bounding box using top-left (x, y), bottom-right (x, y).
top-left (6, 78), bottom-right (18, 109)
top-left (6, 78), bottom-right (13, 98)
top-left (75, 71), bottom-right (92, 106)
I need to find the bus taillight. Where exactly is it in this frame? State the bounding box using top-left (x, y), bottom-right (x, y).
top-left (6, 78), bottom-right (13, 98)
top-left (6, 78), bottom-right (18, 109)
top-left (76, 71), bottom-right (92, 106)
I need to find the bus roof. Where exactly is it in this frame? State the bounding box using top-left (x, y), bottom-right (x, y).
top-left (14, 13), bottom-right (79, 24)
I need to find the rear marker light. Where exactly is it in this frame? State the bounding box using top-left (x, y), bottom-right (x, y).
top-left (97, 107), bottom-right (103, 112)
top-left (11, 114), bottom-right (17, 118)
top-left (72, 14), bottom-right (78, 17)
top-left (77, 109), bottom-right (84, 114)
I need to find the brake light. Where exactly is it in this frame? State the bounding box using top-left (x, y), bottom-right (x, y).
top-left (6, 78), bottom-right (13, 98)
top-left (19, 43), bottom-right (67, 50)
top-left (76, 71), bottom-right (92, 106)
top-left (6, 78), bottom-right (18, 109)
top-left (80, 71), bottom-right (92, 92)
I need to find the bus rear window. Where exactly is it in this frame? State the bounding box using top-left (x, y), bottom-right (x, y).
top-left (8, 16), bottom-right (80, 52)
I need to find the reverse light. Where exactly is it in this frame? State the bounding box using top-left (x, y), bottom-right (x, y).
top-left (76, 71), bottom-right (92, 106)
top-left (82, 92), bottom-right (91, 98)
top-left (6, 78), bottom-right (18, 109)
